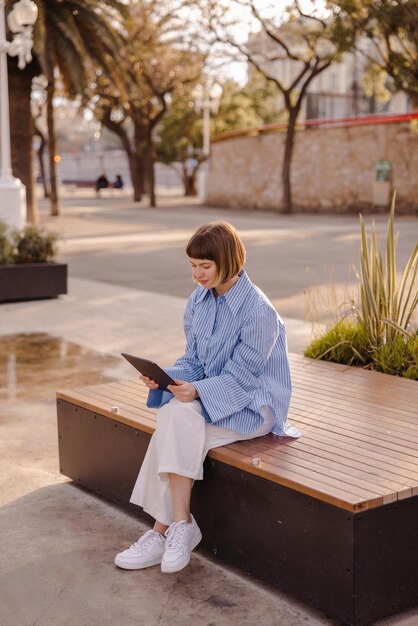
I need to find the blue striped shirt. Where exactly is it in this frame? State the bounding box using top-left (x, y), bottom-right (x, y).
top-left (147, 270), bottom-right (299, 437)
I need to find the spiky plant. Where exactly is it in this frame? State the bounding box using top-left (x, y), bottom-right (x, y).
top-left (357, 193), bottom-right (418, 346)
top-left (305, 193), bottom-right (417, 378)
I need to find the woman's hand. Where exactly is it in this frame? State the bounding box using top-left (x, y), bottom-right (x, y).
top-left (167, 380), bottom-right (198, 403)
top-left (139, 374), bottom-right (159, 390)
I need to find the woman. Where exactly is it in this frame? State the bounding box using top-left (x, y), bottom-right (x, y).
top-left (115, 221), bottom-right (299, 573)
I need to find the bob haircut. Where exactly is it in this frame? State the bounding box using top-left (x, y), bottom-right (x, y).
top-left (186, 221), bottom-right (246, 284)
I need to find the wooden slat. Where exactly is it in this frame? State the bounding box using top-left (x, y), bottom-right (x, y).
top-left (290, 372), bottom-right (418, 417)
top-left (290, 365), bottom-right (418, 413)
top-left (57, 355), bottom-right (418, 512)
top-left (289, 353), bottom-right (418, 391)
top-left (233, 439), bottom-right (412, 496)
top-left (289, 392), bottom-right (418, 437)
top-left (207, 446), bottom-right (371, 512)
top-left (57, 388), bottom-right (156, 433)
top-left (288, 415), bottom-right (418, 463)
top-left (289, 356), bottom-right (418, 411)
top-left (289, 401), bottom-right (418, 451)
top-left (287, 420), bottom-right (418, 475)
top-left (277, 436), bottom-right (418, 483)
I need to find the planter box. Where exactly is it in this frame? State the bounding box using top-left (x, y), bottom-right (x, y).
top-left (0, 262), bottom-right (67, 303)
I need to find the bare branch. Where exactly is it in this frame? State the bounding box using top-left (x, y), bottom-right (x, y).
top-left (294, 0), bottom-right (327, 29)
top-left (246, 1), bottom-right (305, 63)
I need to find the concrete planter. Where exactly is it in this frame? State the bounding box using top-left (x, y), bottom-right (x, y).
top-left (0, 263), bottom-right (67, 303)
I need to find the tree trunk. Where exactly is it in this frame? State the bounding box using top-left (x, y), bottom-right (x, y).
top-left (7, 57), bottom-right (39, 224)
top-left (34, 126), bottom-right (50, 198)
top-left (182, 162), bottom-right (198, 196)
top-left (128, 152), bottom-right (144, 201)
top-left (368, 94), bottom-right (377, 114)
top-left (46, 80), bottom-right (60, 216)
top-left (282, 109), bottom-right (299, 214)
top-left (100, 112), bottom-right (144, 202)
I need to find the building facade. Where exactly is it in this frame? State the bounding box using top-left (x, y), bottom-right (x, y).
top-left (247, 27), bottom-right (411, 120)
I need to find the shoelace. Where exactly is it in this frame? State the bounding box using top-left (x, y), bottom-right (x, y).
top-left (131, 530), bottom-right (161, 553)
top-left (165, 521), bottom-right (187, 551)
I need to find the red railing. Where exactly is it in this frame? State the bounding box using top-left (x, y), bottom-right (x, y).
top-left (212, 112), bottom-right (418, 143)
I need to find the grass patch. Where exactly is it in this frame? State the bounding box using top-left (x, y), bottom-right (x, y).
top-left (305, 321), bottom-right (417, 379)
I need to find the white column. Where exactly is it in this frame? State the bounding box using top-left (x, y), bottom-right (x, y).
top-left (198, 103), bottom-right (211, 202)
top-left (202, 104), bottom-right (210, 158)
top-left (0, 1), bottom-right (26, 230)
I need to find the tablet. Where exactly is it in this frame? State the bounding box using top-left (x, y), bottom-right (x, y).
top-left (121, 353), bottom-right (176, 392)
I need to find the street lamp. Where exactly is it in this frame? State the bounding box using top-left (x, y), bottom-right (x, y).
top-left (0, 0), bottom-right (38, 229)
top-left (193, 81), bottom-right (222, 202)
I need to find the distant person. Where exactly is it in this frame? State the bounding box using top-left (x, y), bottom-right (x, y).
top-left (113, 174), bottom-right (124, 189)
top-left (95, 173), bottom-right (109, 195)
top-left (114, 221), bottom-right (300, 574)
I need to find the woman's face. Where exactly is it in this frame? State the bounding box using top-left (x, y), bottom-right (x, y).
top-left (189, 257), bottom-right (218, 289)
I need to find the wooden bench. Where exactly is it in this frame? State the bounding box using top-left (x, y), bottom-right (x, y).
top-left (62, 180), bottom-right (125, 195)
top-left (56, 354), bottom-right (418, 626)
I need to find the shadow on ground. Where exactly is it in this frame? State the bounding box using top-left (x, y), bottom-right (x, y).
top-left (0, 483), bottom-right (338, 626)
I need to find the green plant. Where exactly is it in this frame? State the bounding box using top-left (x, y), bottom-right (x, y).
top-left (356, 193), bottom-right (418, 345)
top-left (0, 223), bottom-right (13, 264)
top-left (0, 221), bottom-right (59, 264)
top-left (305, 194), bottom-right (418, 378)
top-left (12, 226), bottom-right (58, 264)
top-left (372, 335), bottom-right (418, 379)
top-left (304, 320), bottom-right (371, 366)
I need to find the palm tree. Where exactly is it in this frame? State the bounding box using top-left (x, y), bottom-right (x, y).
top-left (6, 0), bottom-right (126, 220)
top-left (7, 55), bottom-right (40, 223)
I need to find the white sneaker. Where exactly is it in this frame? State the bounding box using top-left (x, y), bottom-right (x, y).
top-left (161, 515), bottom-right (202, 573)
top-left (114, 529), bottom-right (166, 570)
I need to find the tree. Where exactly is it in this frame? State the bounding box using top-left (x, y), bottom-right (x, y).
top-left (329, 0), bottom-right (418, 106)
top-left (156, 74), bottom-right (284, 195)
top-left (91, 80), bottom-right (147, 202)
top-left (213, 74), bottom-right (285, 134)
top-left (155, 87), bottom-right (202, 196)
top-left (6, 0), bottom-right (126, 220)
top-left (362, 61), bottom-right (392, 114)
top-left (204, 0), bottom-right (351, 213)
top-left (90, 0), bottom-right (205, 206)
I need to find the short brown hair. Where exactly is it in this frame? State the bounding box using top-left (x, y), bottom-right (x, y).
top-left (186, 221), bottom-right (246, 284)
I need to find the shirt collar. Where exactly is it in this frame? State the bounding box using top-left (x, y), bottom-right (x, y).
top-left (194, 270), bottom-right (253, 317)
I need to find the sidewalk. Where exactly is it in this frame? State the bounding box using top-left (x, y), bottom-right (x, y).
top-left (0, 189), bottom-right (417, 626)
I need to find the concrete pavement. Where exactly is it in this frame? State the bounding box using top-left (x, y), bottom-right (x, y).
top-left (1, 188), bottom-right (417, 626)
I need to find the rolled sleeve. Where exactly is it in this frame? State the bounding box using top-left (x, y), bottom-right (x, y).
top-left (146, 388), bottom-right (172, 409)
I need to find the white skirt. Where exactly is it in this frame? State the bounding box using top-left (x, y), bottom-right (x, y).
top-left (129, 398), bottom-right (276, 526)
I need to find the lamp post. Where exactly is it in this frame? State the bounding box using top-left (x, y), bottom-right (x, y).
top-left (0, 0), bottom-right (38, 229)
top-left (193, 81), bottom-right (222, 202)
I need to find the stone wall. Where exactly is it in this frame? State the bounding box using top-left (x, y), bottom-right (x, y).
top-left (207, 122), bottom-right (418, 213)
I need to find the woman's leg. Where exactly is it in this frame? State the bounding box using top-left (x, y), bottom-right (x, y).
top-left (168, 473), bottom-right (193, 522)
top-left (129, 429), bottom-right (174, 527)
top-left (153, 520), bottom-right (169, 534)
top-left (118, 402), bottom-right (275, 571)
top-left (129, 398), bottom-right (206, 526)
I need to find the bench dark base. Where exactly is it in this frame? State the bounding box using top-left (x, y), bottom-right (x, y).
top-left (57, 399), bottom-right (418, 626)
